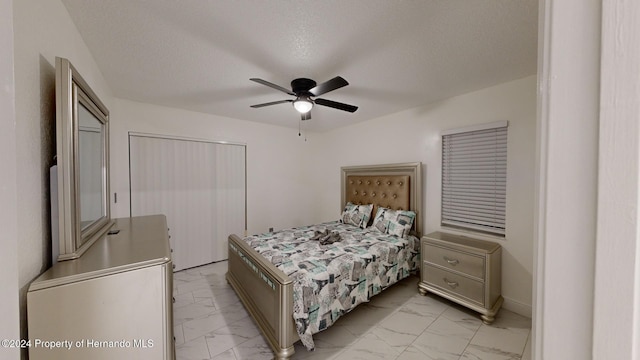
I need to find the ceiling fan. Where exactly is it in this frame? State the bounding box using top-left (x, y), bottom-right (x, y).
top-left (249, 76), bottom-right (358, 121)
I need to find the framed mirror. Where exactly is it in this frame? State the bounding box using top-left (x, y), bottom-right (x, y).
top-left (55, 57), bottom-right (112, 261)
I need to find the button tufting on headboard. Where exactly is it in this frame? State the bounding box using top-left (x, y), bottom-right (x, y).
top-left (345, 175), bottom-right (411, 226)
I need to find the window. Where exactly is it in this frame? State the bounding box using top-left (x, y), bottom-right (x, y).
top-left (441, 121), bottom-right (508, 236)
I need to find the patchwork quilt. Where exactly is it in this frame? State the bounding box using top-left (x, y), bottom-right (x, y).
top-left (242, 221), bottom-right (420, 350)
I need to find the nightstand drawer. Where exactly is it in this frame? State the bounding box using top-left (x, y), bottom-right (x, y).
top-left (423, 263), bottom-right (484, 306)
top-left (423, 243), bottom-right (485, 279)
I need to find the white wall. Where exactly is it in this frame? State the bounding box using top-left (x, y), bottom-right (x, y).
top-left (0, 0), bottom-right (20, 357)
top-left (12, 0), bottom-right (114, 350)
top-left (110, 99), bottom-right (317, 235)
top-left (308, 76), bottom-right (537, 316)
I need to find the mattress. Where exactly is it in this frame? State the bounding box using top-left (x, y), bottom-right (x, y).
top-left (242, 221), bottom-right (420, 350)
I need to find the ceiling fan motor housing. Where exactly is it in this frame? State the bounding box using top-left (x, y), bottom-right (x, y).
top-left (291, 78), bottom-right (317, 94)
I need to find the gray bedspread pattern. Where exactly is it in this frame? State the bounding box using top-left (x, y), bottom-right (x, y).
top-left (242, 221), bottom-right (420, 350)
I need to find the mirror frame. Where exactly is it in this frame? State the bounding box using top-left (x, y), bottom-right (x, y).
top-left (55, 57), bottom-right (113, 261)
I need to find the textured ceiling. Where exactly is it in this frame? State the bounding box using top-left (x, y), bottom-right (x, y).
top-left (61, 0), bottom-right (538, 132)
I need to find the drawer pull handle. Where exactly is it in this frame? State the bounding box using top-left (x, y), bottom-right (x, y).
top-left (443, 278), bottom-right (459, 288)
top-left (443, 256), bottom-right (459, 266)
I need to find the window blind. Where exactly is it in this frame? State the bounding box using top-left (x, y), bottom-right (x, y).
top-left (441, 124), bottom-right (507, 236)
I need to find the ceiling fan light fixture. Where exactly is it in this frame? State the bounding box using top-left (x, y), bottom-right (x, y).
top-left (293, 97), bottom-right (313, 113)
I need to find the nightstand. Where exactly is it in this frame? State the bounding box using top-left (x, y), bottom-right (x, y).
top-left (418, 231), bottom-right (503, 324)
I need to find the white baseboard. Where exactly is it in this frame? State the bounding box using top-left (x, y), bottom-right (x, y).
top-left (502, 296), bottom-right (532, 318)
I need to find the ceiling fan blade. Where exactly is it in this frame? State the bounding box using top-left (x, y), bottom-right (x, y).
top-left (250, 99), bottom-right (292, 108)
top-left (301, 112), bottom-right (311, 121)
top-left (309, 76), bottom-right (349, 97)
top-left (314, 98), bottom-right (358, 113)
top-left (250, 78), bottom-right (295, 96)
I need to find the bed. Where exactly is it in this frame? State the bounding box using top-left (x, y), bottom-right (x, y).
top-left (226, 162), bottom-right (422, 359)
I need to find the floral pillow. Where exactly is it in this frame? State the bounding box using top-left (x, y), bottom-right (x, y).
top-left (340, 202), bottom-right (374, 229)
top-left (371, 207), bottom-right (416, 238)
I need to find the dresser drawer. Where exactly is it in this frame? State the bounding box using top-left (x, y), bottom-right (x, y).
top-left (423, 264), bottom-right (484, 306)
top-left (423, 243), bottom-right (485, 279)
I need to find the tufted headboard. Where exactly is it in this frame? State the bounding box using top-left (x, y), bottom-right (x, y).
top-left (341, 162), bottom-right (422, 236)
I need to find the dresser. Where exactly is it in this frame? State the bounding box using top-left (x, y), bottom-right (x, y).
top-left (418, 231), bottom-right (503, 324)
top-left (27, 215), bottom-right (174, 360)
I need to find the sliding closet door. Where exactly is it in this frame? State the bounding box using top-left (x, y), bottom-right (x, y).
top-left (129, 134), bottom-right (246, 271)
top-left (212, 146), bottom-right (246, 264)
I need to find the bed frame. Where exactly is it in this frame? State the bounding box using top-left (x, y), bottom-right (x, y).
top-left (226, 162), bottom-right (422, 359)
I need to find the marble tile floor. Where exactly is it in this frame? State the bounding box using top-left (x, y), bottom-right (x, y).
top-left (173, 261), bottom-right (532, 360)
